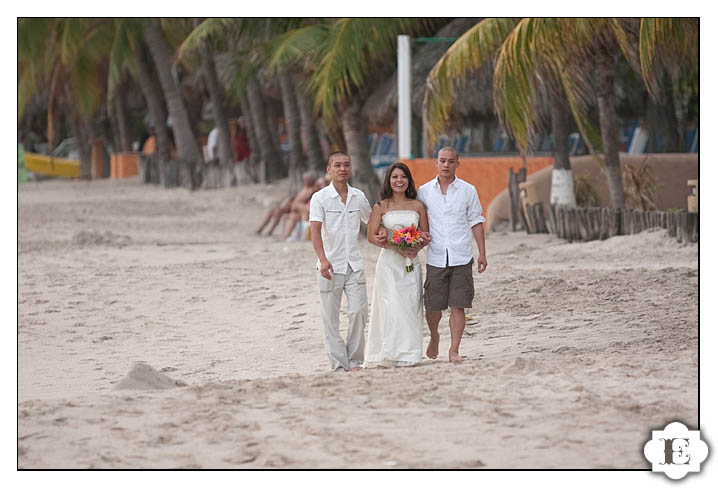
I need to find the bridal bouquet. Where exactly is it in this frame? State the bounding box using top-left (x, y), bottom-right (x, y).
top-left (390, 224), bottom-right (423, 272)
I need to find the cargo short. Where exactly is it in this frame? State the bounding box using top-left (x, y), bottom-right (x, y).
top-left (424, 258), bottom-right (474, 311)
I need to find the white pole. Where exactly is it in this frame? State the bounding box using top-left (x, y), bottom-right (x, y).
top-left (397, 35), bottom-right (411, 159)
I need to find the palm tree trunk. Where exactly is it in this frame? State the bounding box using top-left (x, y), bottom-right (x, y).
top-left (595, 49), bottom-right (625, 209)
top-left (67, 102), bottom-right (92, 179)
top-left (143, 19), bottom-right (202, 167)
top-left (661, 78), bottom-right (680, 152)
top-left (294, 75), bottom-right (325, 172)
top-left (549, 93), bottom-right (577, 206)
top-left (200, 40), bottom-right (233, 168)
top-left (239, 92), bottom-right (260, 183)
top-left (342, 100), bottom-right (380, 204)
top-left (133, 44), bottom-right (170, 162)
top-left (246, 74), bottom-right (284, 182)
top-left (108, 103), bottom-right (122, 154)
top-left (114, 81), bottom-right (132, 152)
top-left (279, 69), bottom-right (306, 191)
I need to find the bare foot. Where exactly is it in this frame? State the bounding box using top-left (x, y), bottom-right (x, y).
top-left (348, 366), bottom-right (362, 371)
top-left (426, 335), bottom-right (439, 359)
top-left (448, 350), bottom-right (462, 363)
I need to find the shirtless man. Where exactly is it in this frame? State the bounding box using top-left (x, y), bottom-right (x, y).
top-left (255, 194), bottom-right (293, 236)
top-left (282, 172), bottom-right (320, 240)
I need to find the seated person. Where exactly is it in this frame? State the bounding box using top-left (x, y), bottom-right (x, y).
top-left (282, 172), bottom-right (321, 240)
top-left (256, 194), bottom-right (294, 236)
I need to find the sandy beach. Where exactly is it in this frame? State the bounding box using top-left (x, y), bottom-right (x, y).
top-left (17, 177), bottom-right (698, 469)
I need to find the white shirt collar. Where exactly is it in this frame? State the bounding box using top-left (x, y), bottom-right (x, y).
top-left (328, 181), bottom-right (355, 199)
top-left (432, 175), bottom-right (458, 188)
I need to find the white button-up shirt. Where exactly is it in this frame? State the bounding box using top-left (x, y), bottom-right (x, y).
top-left (417, 176), bottom-right (486, 268)
top-left (309, 182), bottom-right (372, 274)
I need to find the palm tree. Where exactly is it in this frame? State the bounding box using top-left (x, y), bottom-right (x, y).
top-left (181, 18), bottom-right (315, 186)
top-left (143, 18), bottom-right (203, 182)
top-left (425, 18), bottom-right (698, 209)
top-left (131, 43), bottom-right (172, 164)
top-left (19, 18), bottom-right (112, 178)
top-left (176, 19), bottom-right (235, 170)
top-left (108, 18), bottom-right (171, 166)
top-left (199, 39), bottom-right (234, 169)
top-left (273, 18), bottom-right (437, 203)
top-left (425, 17), bottom-right (579, 205)
top-left (638, 18), bottom-right (699, 151)
top-left (293, 72), bottom-right (326, 173)
top-left (278, 69), bottom-right (307, 187)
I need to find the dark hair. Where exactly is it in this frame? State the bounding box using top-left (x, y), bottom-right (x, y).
top-left (327, 151), bottom-right (349, 166)
top-left (380, 162), bottom-right (417, 201)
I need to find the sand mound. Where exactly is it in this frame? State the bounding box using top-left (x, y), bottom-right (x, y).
top-left (72, 230), bottom-right (132, 247)
top-left (113, 362), bottom-right (183, 390)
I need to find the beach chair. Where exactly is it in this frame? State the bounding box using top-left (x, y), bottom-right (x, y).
top-left (620, 120), bottom-right (639, 151)
top-left (368, 133), bottom-right (379, 155)
top-left (538, 135), bottom-right (553, 152)
top-left (432, 136), bottom-right (449, 157)
top-left (685, 128), bottom-right (698, 152)
top-left (626, 124), bottom-right (648, 154)
top-left (568, 132), bottom-right (584, 155)
top-left (371, 133), bottom-right (397, 177)
top-left (493, 132), bottom-right (507, 152)
top-left (453, 134), bottom-right (469, 153)
top-left (287, 221), bottom-right (312, 242)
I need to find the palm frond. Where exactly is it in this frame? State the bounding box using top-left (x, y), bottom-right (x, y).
top-left (18, 63), bottom-right (37, 119)
top-left (610, 18), bottom-right (642, 75)
top-left (108, 19), bottom-right (132, 102)
top-left (494, 18), bottom-right (610, 154)
top-left (59, 19), bottom-right (90, 65)
top-left (177, 18), bottom-right (240, 61)
top-left (267, 24), bottom-right (329, 71)
top-left (492, 18), bottom-right (553, 153)
top-left (639, 18), bottom-right (698, 103)
top-left (222, 46), bottom-right (261, 104)
top-left (311, 18), bottom-right (435, 120)
top-left (424, 17), bottom-right (519, 146)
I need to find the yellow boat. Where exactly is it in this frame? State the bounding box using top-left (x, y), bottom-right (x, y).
top-left (24, 152), bottom-right (80, 178)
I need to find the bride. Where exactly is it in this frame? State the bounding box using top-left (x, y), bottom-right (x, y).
top-left (365, 162), bottom-right (429, 368)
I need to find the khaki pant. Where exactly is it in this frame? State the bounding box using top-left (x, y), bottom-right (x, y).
top-left (318, 266), bottom-right (368, 371)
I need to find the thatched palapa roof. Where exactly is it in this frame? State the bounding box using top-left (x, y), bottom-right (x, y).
top-left (362, 18), bottom-right (495, 130)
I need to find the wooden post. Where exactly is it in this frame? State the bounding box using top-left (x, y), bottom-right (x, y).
top-left (517, 169), bottom-right (528, 232)
top-left (676, 210), bottom-right (685, 243)
top-left (508, 169), bottom-right (518, 231)
top-left (686, 212), bottom-right (698, 243)
top-left (668, 211), bottom-right (676, 238)
top-left (601, 208), bottom-right (609, 239)
top-left (687, 180), bottom-right (698, 213)
top-left (548, 204), bottom-right (558, 236)
top-left (536, 203), bottom-right (548, 233)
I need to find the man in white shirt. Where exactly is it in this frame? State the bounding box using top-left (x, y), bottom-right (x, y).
top-left (206, 127), bottom-right (219, 161)
top-left (417, 146), bottom-right (488, 363)
top-left (309, 151), bottom-right (385, 371)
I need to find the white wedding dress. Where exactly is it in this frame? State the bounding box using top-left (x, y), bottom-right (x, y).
top-left (364, 210), bottom-right (423, 368)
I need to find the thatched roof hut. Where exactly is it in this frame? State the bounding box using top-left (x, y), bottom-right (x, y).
top-left (362, 18), bottom-right (495, 131)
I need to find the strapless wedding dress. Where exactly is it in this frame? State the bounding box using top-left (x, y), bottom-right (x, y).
top-left (364, 210), bottom-right (423, 368)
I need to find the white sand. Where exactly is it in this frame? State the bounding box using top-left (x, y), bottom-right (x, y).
top-left (18, 177), bottom-right (698, 468)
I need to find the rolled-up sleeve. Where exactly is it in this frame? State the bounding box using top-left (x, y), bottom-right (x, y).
top-left (466, 185), bottom-right (486, 227)
top-left (309, 194), bottom-right (324, 222)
